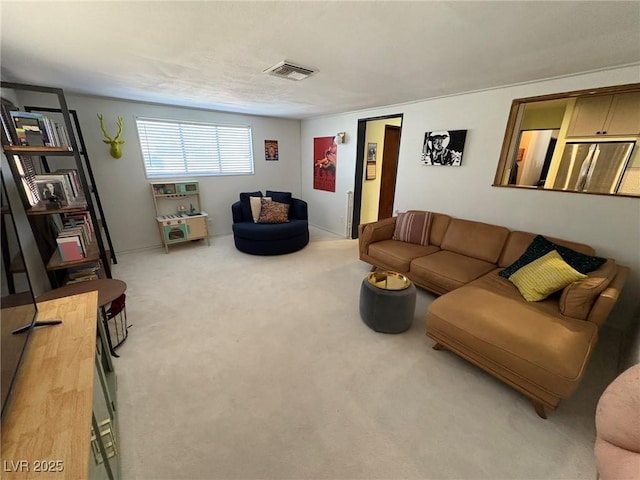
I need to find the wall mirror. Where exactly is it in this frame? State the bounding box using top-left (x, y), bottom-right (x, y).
top-left (494, 83), bottom-right (640, 197)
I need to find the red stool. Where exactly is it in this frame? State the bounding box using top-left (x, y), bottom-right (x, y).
top-left (104, 293), bottom-right (129, 353)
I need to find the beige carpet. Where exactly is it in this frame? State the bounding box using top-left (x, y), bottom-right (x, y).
top-left (111, 227), bottom-right (620, 480)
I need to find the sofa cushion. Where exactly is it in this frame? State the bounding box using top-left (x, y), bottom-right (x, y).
top-left (560, 259), bottom-right (617, 319)
top-left (233, 219), bottom-right (307, 241)
top-left (258, 199), bottom-right (289, 224)
top-left (500, 234), bottom-right (606, 278)
top-left (427, 213), bottom-right (452, 247)
top-left (410, 250), bottom-right (497, 292)
top-left (440, 218), bottom-right (509, 264)
top-left (368, 240), bottom-right (438, 272)
top-left (239, 191), bottom-right (262, 221)
top-left (392, 211), bottom-right (432, 246)
top-left (508, 250), bottom-right (587, 302)
top-left (265, 190), bottom-right (292, 205)
top-left (250, 196), bottom-right (270, 222)
top-left (426, 285), bottom-right (598, 398)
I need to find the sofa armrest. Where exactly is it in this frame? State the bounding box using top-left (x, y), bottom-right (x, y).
top-left (290, 198), bottom-right (308, 220)
top-left (231, 201), bottom-right (245, 223)
top-left (588, 265), bottom-right (630, 327)
top-left (358, 217), bottom-right (397, 256)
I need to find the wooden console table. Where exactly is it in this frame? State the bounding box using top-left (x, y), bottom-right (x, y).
top-left (2, 292), bottom-right (98, 478)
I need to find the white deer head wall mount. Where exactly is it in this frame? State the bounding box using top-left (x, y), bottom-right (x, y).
top-left (97, 114), bottom-right (125, 159)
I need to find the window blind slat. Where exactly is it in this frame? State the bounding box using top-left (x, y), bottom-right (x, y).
top-left (136, 118), bottom-right (254, 178)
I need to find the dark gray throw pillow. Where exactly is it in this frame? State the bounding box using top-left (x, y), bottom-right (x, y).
top-left (239, 191), bottom-right (262, 221)
top-left (265, 190), bottom-right (292, 205)
top-left (499, 235), bottom-right (606, 279)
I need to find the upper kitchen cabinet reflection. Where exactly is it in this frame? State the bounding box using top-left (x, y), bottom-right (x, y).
top-left (494, 83), bottom-right (640, 197)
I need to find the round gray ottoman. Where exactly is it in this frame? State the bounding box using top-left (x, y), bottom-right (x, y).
top-left (359, 271), bottom-right (416, 333)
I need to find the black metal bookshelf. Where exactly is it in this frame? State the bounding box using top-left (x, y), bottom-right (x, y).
top-left (1, 81), bottom-right (114, 286)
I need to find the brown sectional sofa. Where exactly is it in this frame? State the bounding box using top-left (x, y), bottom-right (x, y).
top-left (358, 212), bottom-right (629, 418)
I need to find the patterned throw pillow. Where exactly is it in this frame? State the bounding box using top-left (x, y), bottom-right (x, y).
top-left (499, 235), bottom-right (606, 278)
top-left (508, 250), bottom-right (587, 302)
top-left (392, 211), bottom-right (432, 246)
top-left (257, 199), bottom-right (289, 224)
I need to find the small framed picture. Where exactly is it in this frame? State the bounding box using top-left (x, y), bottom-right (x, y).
top-left (265, 140), bottom-right (279, 161)
top-left (367, 143), bottom-right (377, 162)
top-left (35, 179), bottom-right (68, 205)
top-left (421, 130), bottom-right (467, 166)
top-left (366, 161), bottom-right (376, 180)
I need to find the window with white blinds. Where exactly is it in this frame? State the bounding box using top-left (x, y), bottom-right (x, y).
top-left (135, 117), bottom-right (254, 178)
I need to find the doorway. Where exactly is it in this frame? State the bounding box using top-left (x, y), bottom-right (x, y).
top-left (351, 114), bottom-right (403, 238)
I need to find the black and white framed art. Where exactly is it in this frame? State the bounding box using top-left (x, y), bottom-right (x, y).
top-left (421, 130), bottom-right (467, 166)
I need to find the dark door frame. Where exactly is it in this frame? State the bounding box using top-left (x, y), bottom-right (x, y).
top-left (351, 113), bottom-right (404, 239)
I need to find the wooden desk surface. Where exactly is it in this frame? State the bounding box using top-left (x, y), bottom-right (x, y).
top-left (1, 291), bottom-right (98, 479)
top-left (36, 279), bottom-right (126, 308)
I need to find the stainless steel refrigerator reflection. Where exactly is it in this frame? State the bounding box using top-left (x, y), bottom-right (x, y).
top-left (553, 142), bottom-right (635, 194)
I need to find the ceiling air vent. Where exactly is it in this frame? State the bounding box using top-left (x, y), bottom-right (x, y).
top-left (262, 61), bottom-right (317, 81)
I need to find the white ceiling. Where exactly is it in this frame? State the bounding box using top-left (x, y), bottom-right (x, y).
top-left (1, 1), bottom-right (639, 119)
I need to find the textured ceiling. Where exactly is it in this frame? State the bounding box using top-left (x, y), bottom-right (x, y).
top-left (1, 1), bottom-right (639, 119)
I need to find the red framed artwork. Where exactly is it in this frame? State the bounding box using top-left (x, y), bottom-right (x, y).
top-left (313, 136), bottom-right (337, 192)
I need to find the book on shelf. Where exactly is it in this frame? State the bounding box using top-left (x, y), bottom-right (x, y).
top-left (66, 274), bottom-right (99, 284)
top-left (54, 121), bottom-right (71, 148)
top-left (56, 235), bottom-right (85, 262)
top-left (63, 211), bottom-right (94, 236)
top-left (54, 169), bottom-right (81, 198)
top-left (1, 99), bottom-right (20, 145)
top-left (65, 261), bottom-right (102, 284)
top-left (62, 217), bottom-right (92, 247)
top-left (10, 111), bottom-right (47, 147)
top-left (58, 224), bottom-right (90, 254)
top-left (1, 108), bottom-right (72, 149)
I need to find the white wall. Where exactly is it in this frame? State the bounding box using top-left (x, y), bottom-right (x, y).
top-left (302, 65), bottom-right (640, 328)
top-left (13, 92), bottom-right (301, 252)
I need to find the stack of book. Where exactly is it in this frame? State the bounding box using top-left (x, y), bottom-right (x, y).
top-left (55, 211), bottom-right (94, 262)
top-left (65, 262), bottom-right (102, 284)
top-left (1, 108), bottom-right (72, 148)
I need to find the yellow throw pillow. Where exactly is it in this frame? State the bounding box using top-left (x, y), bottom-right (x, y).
top-left (509, 250), bottom-right (587, 302)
